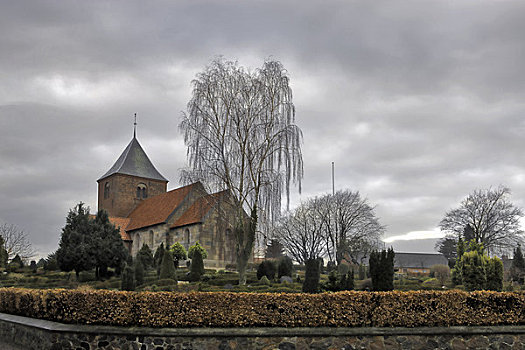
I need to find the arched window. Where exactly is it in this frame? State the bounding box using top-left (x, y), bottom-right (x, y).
top-left (166, 232), bottom-right (171, 247)
top-left (136, 183), bottom-right (147, 199)
top-left (149, 230), bottom-right (154, 247)
top-left (104, 182), bottom-right (110, 199)
top-left (185, 228), bottom-right (190, 250)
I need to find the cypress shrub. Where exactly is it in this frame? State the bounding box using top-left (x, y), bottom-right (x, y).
top-left (159, 250), bottom-right (177, 281)
top-left (134, 260), bottom-right (145, 286)
top-left (485, 257), bottom-right (503, 291)
top-left (462, 250), bottom-right (487, 291)
top-left (189, 248), bottom-right (204, 282)
top-left (302, 258), bottom-right (320, 293)
top-left (340, 269), bottom-right (354, 291)
top-left (277, 256), bottom-right (293, 279)
top-left (136, 244), bottom-right (154, 269)
top-left (257, 260), bottom-right (276, 280)
top-left (121, 265), bottom-right (135, 291)
top-left (154, 243), bottom-right (165, 276)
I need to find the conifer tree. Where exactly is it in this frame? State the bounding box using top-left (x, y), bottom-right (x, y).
top-left (92, 210), bottom-right (129, 279)
top-left (486, 257), bottom-right (503, 291)
top-left (277, 256), bottom-right (293, 279)
top-left (121, 264), bottom-right (135, 291)
top-left (134, 259), bottom-right (145, 286)
top-left (154, 243), bottom-right (165, 276)
top-left (56, 203), bottom-right (94, 279)
top-left (302, 258), bottom-right (320, 293)
top-left (136, 244), bottom-right (154, 269)
top-left (189, 248), bottom-right (205, 282)
top-left (159, 250), bottom-right (176, 280)
top-left (511, 244), bottom-right (525, 284)
top-left (0, 236), bottom-right (8, 268)
top-left (452, 236), bottom-right (465, 285)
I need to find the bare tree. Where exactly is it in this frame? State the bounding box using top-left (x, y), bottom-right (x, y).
top-left (276, 199), bottom-right (327, 264)
top-left (276, 190), bottom-right (384, 265)
top-left (0, 223), bottom-right (35, 261)
top-left (179, 58), bottom-right (303, 284)
top-left (439, 186), bottom-right (524, 255)
top-left (317, 190), bottom-right (384, 265)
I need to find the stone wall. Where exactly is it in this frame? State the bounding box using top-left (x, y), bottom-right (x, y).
top-left (98, 174), bottom-right (167, 218)
top-left (1, 312), bottom-right (525, 350)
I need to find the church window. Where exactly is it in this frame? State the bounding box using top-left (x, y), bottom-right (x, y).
top-left (104, 182), bottom-right (110, 199)
top-left (166, 232), bottom-right (171, 247)
top-left (184, 229), bottom-right (190, 250)
top-left (136, 183), bottom-right (148, 199)
top-left (149, 230), bottom-right (154, 247)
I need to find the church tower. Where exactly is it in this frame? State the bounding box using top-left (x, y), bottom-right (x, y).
top-left (97, 135), bottom-right (168, 217)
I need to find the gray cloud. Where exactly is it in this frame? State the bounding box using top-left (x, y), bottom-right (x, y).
top-left (2, 0), bottom-right (525, 257)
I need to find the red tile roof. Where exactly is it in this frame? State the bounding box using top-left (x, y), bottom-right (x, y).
top-left (171, 190), bottom-right (227, 228)
top-left (126, 183), bottom-right (197, 231)
top-left (108, 217), bottom-right (132, 241)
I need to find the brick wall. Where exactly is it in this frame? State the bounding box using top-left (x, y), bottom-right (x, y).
top-left (97, 174), bottom-right (167, 217)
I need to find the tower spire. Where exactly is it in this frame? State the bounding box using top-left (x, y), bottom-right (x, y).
top-left (133, 113), bottom-right (137, 138)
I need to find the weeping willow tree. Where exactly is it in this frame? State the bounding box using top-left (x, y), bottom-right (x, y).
top-left (180, 58), bottom-right (303, 284)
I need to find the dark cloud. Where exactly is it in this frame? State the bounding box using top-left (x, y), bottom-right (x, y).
top-left (2, 0), bottom-right (525, 257)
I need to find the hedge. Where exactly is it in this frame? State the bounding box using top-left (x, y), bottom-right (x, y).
top-left (0, 288), bottom-right (524, 328)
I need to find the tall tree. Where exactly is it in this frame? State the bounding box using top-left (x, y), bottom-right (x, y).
top-left (276, 191), bottom-right (384, 265)
top-left (439, 186), bottom-right (524, 254)
top-left (0, 222), bottom-right (35, 261)
top-left (56, 203), bottom-right (94, 279)
top-left (92, 210), bottom-right (129, 279)
top-left (180, 58), bottom-right (303, 284)
top-left (511, 244), bottom-right (525, 284)
top-left (275, 199), bottom-right (327, 264)
top-left (435, 236), bottom-right (458, 264)
top-left (317, 190), bottom-right (384, 265)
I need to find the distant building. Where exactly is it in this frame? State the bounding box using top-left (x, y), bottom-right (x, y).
top-left (394, 252), bottom-right (448, 275)
top-left (97, 134), bottom-right (241, 267)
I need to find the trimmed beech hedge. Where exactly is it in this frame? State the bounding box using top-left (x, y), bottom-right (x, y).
top-left (0, 288), bottom-right (524, 328)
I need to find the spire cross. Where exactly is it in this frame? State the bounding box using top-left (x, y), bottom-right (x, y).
top-left (133, 113), bottom-right (137, 138)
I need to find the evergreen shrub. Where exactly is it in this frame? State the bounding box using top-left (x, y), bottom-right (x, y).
top-left (257, 260), bottom-right (276, 280)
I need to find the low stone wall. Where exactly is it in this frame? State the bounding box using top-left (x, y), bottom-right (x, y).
top-left (1, 313), bottom-right (525, 350)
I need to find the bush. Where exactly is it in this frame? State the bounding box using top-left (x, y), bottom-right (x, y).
top-left (134, 260), bottom-right (145, 286)
top-left (120, 265), bottom-right (135, 291)
top-left (170, 242), bottom-right (187, 269)
top-left (486, 257), bottom-right (503, 291)
top-left (2, 288), bottom-right (525, 328)
top-left (136, 244), bottom-right (154, 270)
top-left (189, 248), bottom-right (204, 282)
top-left (277, 257), bottom-right (293, 279)
top-left (462, 250), bottom-right (487, 291)
top-left (159, 250), bottom-right (176, 281)
top-left (302, 258), bottom-right (320, 293)
top-left (259, 275), bottom-right (271, 286)
top-left (369, 248), bottom-right (395, 291)
top-left (431, 264), bottom-right (450, 286)
top-left (257, 260), bottom-right (276, 280)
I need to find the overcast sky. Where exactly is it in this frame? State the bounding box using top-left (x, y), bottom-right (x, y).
top-left (2, 0), bottom-right (525, 258)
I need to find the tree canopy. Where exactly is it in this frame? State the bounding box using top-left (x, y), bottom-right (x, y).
top-left (179, 58), bottom-right (303, 284)
top-left (439, 186), bottom-right (524, 254)
top-left (276, 190), bottom-right (384, 265)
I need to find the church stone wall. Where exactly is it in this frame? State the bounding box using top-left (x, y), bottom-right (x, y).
top-left (98, 174), bottom-right (167, 217)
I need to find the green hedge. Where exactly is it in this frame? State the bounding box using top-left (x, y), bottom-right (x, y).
top-left (0, 288), bottom-right (524, 328)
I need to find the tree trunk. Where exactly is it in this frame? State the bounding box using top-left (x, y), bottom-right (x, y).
top-left (236, 207), bottom-right (257, 285)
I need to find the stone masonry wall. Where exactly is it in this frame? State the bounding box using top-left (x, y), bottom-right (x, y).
top-left (2, 313), bottom-right (525, 350)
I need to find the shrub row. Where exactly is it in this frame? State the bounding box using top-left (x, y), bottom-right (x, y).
top-left (0, 288), bottom-right (524, 328)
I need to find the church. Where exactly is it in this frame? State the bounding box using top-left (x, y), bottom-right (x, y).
top-left (97, 132), bottom-right (238, 267)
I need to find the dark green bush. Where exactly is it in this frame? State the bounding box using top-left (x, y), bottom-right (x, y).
top-left (120, 265), bottom-right (135, 291)
top-left (257, 260), bottom-right (276, 280)
top-left (303, 258), bottom-right (320, 293)
top-left (189, 248), bottom-right (204, 282)
top-left (159, 250), bottom-right (176, 281)
top-left (277, 257), bottom-right (293, 279)
top-left (134, 260), bottom-right (145, 286)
